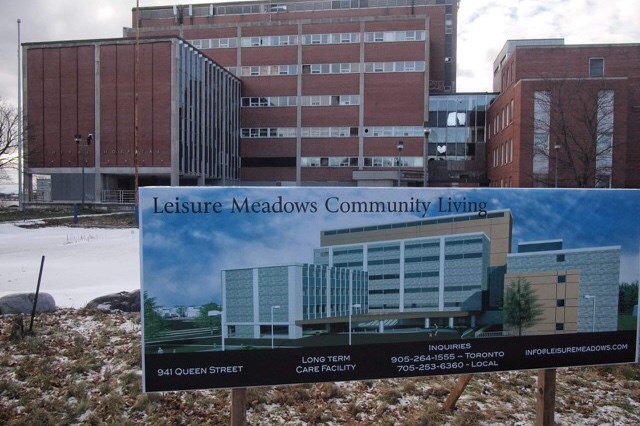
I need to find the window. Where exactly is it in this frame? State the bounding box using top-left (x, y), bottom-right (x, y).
top-left (557, 275), bottom-right (566, 284)
top-left (556, 323), bottom-right (564, 331)
top-left (589, 58), bottom-right (604, 77)
top-left (557, 299), bottom-right (565, 307)
top-left (556, 254), bottom-right (565, 262)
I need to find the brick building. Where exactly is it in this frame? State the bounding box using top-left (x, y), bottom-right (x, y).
top-left (486, 39), bottom-right (640, 188)
top-left (23, 36), bottom-right (240, 202)
top-left (129, 0), bottom-right (459, 186)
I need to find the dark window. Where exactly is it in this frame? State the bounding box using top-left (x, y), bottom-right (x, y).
top-left (556, 254), bottom-right (565, 262)
top-left (556, 323), bottom-right (564, 331)
top-left (242, 157), bottom-right (296, 167)
top-left (589, 58), bottom-right (604, 77)
top-left (557, 299), bottom-right (565, 307)
top-left (557, 275), bottom-right (566, 284)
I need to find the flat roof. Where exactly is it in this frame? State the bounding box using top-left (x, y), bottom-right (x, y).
top-left (322, 209), bottom-right (511, 237)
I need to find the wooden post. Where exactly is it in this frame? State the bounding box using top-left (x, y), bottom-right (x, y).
top-left (443, 373), bottom-right (473, 411)
top-left (231, 387), bottom-right (247, 426)
top-left (536, 368), bottom-right (556, 426)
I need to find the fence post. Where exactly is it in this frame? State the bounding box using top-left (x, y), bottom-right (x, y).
top-left (536, 368), bottom-right (556, 426)
top-left (231, 387), bottom-right (247, 426)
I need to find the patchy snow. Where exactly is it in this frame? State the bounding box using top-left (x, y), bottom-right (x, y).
top-left (0, 223), bottom-right (139, 308)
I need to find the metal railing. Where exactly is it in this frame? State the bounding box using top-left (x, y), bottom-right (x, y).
top-left (475, 330), bottom-right (514, 338)
top-left (102, 190), bottom-right (136, 204)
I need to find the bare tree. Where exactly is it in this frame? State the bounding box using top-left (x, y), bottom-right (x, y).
top-left (0, 99), bottom-right (19, 183)
top-left (531, 79), bottom-right (616, 188)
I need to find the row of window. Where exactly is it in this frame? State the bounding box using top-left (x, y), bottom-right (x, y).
top-left (189, 30), bottom-right (426, 50)
top-left (241, 126), bottom-right (425, 138)
top-left (214, 0), bottom-right (442, 16)
top-left (492, 139), bottom-right (514, 168)
top-left (489, 99), bottom-right (515, 137)
top-left (301, 157), bottom-right (424, 167)
top-left (241, 95), bottom-right (360, 107)
top-left (230, 61), bottom-right (426, 77)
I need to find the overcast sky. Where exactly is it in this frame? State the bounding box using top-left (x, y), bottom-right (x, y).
top-left (0, 0), bottom-right (639, 190)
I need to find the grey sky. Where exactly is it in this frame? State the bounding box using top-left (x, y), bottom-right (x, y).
top-left (1, 0), bottom-right (638, 190)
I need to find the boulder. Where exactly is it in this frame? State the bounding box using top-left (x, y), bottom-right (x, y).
top-left (0, 293), bottom-right (56, 315)
top-left (86, 290), bottom-right (140, 312)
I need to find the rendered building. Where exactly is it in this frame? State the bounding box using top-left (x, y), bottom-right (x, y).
top-left (130, 0), bottom-right (459, 186)
top-left (506, 240), bottom-right (620, 334)
top-left (23, 36), bottom-right (240, 202)
top-left (486, 39), bottom-right (640, 188)
top-left (222, 264), bottom-right (367, 340)
top-left (315, 232), bottom-right (489, 315)
top-left (222, 210), bottom-right (621, 339)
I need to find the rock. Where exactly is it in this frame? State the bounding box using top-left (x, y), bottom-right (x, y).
top-left (86, 290), bottom-right (140, 312)
top-left (0, 292), bottom-right (57, 315)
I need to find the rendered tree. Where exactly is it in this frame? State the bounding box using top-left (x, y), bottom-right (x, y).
top-left (0, 99), bottom-right (19, 183)
top-left (143, 292), bottom-right (166, 339)
top-left (618, 281), bottom-right (639, 315)
top-left (530, 79), bottom-right (616, 188)
top-left (503, 278), bottom-right (544, 336)
top-left (197, 302), bottom-right (222, 329)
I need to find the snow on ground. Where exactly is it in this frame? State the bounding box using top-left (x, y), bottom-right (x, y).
top-left (0, 223), bottom-right (139, 308)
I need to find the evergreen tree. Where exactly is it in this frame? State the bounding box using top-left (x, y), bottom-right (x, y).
top-left (503, 278), bottom-right (544, 336)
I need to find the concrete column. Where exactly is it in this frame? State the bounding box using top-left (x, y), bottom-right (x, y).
top-left (296, 23), bottom-right (303, 185)
top-left (94, 44), bottom-right (102, 201)
top-left (425, 317), bottom-right (430, 328)
top-left (448, 317), bottom-right (454, 328)
top-left (252, 268), bottom-right (260, 338)
top-left (439, 237), bottom-right (445, 311)
top-left (378, 320), bottom-right (384, 333)
top-left (358, 21), bottom-right (365, 169)
top-left (170, 41), bottom-right (180, 186)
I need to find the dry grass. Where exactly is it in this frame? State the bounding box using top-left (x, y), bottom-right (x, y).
top-left (1, 310), bottom-right (639, 425)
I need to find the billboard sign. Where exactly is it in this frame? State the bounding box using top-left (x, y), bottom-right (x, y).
top-left (140, 187), bottom-right (639, 392)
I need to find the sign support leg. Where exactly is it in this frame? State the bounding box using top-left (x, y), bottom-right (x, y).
top-left (231, 387), bottom-right (247, 426)
top-left (536, 368), bottom-right (556, 426)
top-left (443, 373), bottom-right (473, 411)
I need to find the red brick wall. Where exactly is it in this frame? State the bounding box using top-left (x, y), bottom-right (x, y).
top-left (26, 40), bottom-right (174, 171)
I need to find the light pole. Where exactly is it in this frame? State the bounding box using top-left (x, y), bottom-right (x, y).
top-left (423, 128), bottom-right (431, 187)
top-left (270, 305), bottom-right (281, 349)
top-left (554, 144), bottom-right (561, 188)
top-left (75, 133), bottom-right (92, 208)
top-left (584, 295), bottom-right (596, 332)
top-left (396, 140), bottom-right (404, 187)
top-left (348, 303), bottom-right (361, 346)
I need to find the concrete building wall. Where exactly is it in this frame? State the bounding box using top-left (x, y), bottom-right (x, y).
top-left (507, 247), bottom-right (621, 332)
top-left (223, 264), bottom-right (367, 339)
top-left (316, 232), bottom-right (489, 315)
